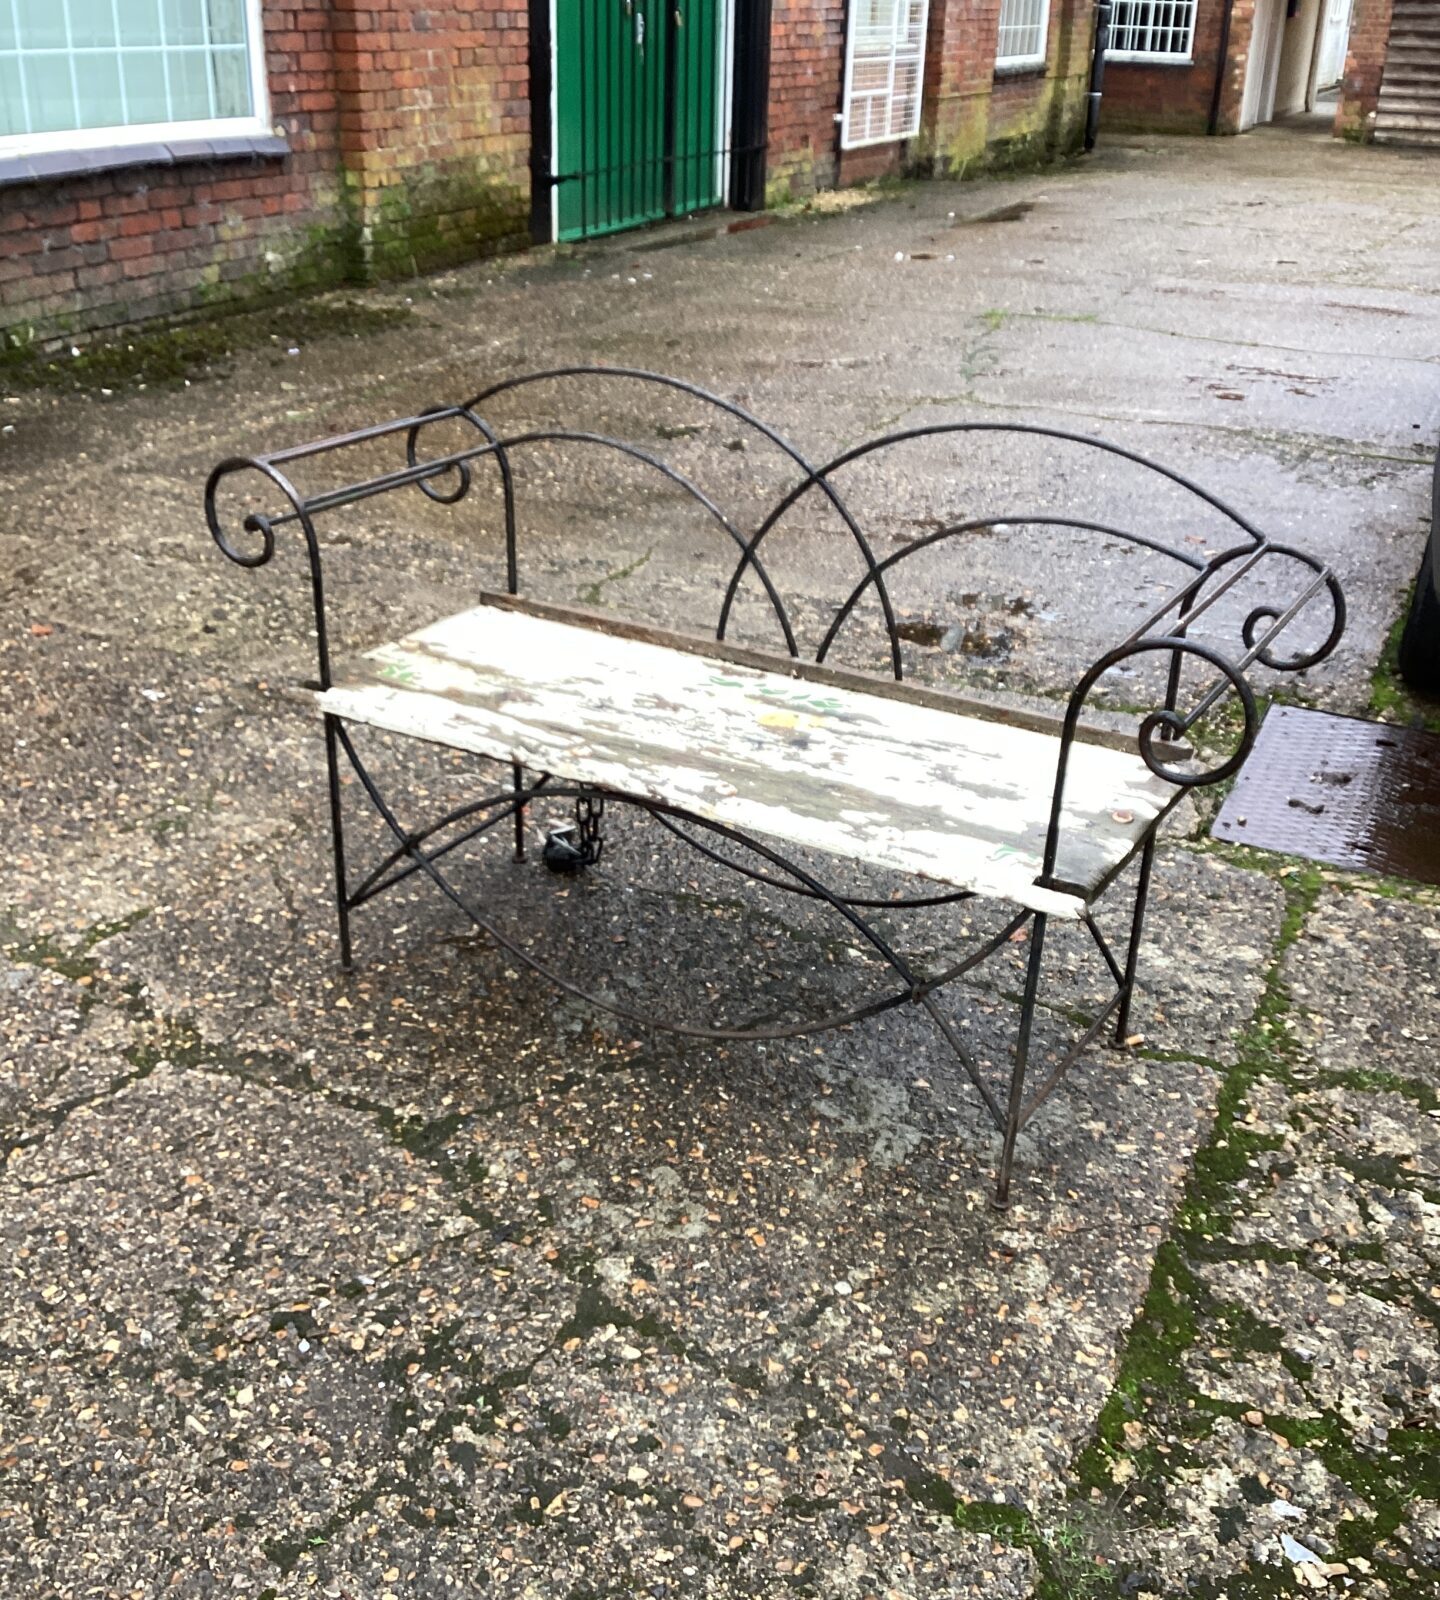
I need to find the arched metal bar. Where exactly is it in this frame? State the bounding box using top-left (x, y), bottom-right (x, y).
top-left (494, 430), bottom-right (799, 655)
top-left (647, 810), bottom-right (979, 910)
top-left (467, 365), bottom-right (904, 674)
top-left (468, 367), bottom-right (814, 463)
top-left (723, 421), bottom-right (1271, 679)
top-left (333, 725), bottom-right (934, 1041)
top-left (347, 778), bottom-right (554, 910)
top-left (406, 405), bottom-right (520, 595)
top-left (816, 513), bottom-right (1210, 666)
top-left (1082, 911), bottom-right (1126, 989)
top-left (1161, 542), bottom-right (1336, 716)
top-left (915, 992), bottom-right (1006, 1131)
top-left (1160, 543), bottom-right (1345, 729)
top-left (205, 454), bottom-right (353, 966)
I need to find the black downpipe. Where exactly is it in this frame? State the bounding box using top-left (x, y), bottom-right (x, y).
top-left (1208, 0), bottom-right (1239, 135)
top-left (729, 0), bottom-right (773, 210)
top-left (528, 0), bottom-right (553, 242)
top-left (1085, 0), bottom-right (1112, 152)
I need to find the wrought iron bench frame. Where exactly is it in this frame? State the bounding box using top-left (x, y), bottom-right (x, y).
top-left (206, 367), bottom-right (1345, 1205)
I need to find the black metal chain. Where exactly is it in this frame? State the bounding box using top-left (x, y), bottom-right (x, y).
top-left (576, 792), bottom-right (605, 865)
top-left (541, 791), bottom-right (607, 875)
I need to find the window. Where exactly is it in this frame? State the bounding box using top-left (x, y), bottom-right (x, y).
top-left (1106, 0), bottom-right (1198, 62)
top-left (995, 0), bottom-right (1051, 69)
top-left (0, 0), bottom-right (269, 153)
top-left (841, 0), bottom-right (930, 150)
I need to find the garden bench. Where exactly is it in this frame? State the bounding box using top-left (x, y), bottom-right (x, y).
top-left (206, 367), bottom-right (1344, 1204)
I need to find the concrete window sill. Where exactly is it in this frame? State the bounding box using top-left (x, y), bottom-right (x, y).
top-left (0, 134), bottom-right (289, 189)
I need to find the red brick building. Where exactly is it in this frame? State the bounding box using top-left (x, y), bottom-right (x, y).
top-left (1, 1), bottom-right (1107, 350)
top-left (1099, 0), bottom-right (1435, 145)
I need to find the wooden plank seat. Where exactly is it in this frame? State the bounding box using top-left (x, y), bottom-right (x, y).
top-left (318, 595), bottom-right (1178, 919)
top-left (204, 367), bottom-right (1345, 1203)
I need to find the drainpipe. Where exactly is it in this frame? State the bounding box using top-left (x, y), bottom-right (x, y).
top-left (1208, 0), bottom-right (1240, 134)
top-left (729, 0), bottom-right (773, 211)
top-left (1085, 1), bottom-right (1112, 151)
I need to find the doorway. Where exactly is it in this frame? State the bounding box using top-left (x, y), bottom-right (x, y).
top-left (1314, 0), bottom-right (1354, 92)
top-left (544, 0), bottom-right (734, 242)
top-left (1240, 0), bottom-right (1351, 130)
top-left (1240, 0), bottom-right (1288, 130)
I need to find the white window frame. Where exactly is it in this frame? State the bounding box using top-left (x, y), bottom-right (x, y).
top-left (995, 0), bottom-right (1052, 71)
top-left (840, 0), bottom-right (931, 151)
top-left (0, 0), bottom-right (272, 158)
top-left (1105, 0), bottom-right (1199, 64)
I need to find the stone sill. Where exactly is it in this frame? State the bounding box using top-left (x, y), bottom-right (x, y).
top-left (1104, 57), bottom-right (1197, 70)
top-left (0, 134), bottom-right (289, 189)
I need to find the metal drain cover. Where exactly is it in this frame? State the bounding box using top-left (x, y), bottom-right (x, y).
top-left (1213, 705), bottom-right (1440, 886)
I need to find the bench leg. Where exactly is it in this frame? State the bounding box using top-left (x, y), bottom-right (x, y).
top-left (512, 758), bottom-right (527, 863)
top-left (1114, 831), bottom-right (1157, 1046)
top-left (994, 911), bottom-right (1049, 1209)
top-left (323, 714), bottom-right (354, 970)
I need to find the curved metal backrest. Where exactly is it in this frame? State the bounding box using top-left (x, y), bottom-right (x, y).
top-left (206, 370), bottom-right (1345, 779)
top-left (720, 421), bottom-right (1275, 675)
top-left (464, 365), bottom-right (904, 669)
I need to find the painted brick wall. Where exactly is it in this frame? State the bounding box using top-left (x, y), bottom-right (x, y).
top-left (1, 5), bottom-right (350, 347)
top-left (1335, 0), bottom-right (1395, 138)
top-left (1101, 0), bottom-right (1257, 136)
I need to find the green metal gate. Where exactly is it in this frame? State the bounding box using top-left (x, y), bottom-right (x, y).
top-left (552, 0), bottom-right (729, 242)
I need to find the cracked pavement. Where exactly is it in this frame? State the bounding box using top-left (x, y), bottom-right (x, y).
top-left (2, 130), bottom-right (1440, 1596)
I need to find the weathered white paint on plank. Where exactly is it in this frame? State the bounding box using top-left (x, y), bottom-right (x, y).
top-left (317, 604), bottom-right (1180, 918)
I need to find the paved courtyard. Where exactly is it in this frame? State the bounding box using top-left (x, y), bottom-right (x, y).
top-left (2, 129), bottom-right (1439, 1597)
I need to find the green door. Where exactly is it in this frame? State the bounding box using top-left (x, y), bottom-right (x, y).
top-left (553, 0), bottom-right (727, 242)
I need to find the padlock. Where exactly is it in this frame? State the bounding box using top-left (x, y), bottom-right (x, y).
top-left (542, 825), bottom-right (588, 874)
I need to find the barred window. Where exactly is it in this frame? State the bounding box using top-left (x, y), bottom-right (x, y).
top-left (996, 0), bottom-right (1051, 68)
top-left (841, 0), bottom-right (931, 149)
top-left (0, 0), bottom-right (269, 151)
top-left (1106, 0), bottom-right (1198, 61)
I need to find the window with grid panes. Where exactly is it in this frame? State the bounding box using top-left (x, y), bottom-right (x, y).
top-left (1106, 0), bottom-right (1198, 61)
top-left (840, 0), bottom-right (930, 149)
top-left (995, 0), bottom-right (1050, 68)
top-left (0, 0), bottom-right (268, 152)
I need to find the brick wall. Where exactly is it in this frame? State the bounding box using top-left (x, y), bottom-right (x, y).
top-left (767, 0), bottom-right (1097, 202)
top-left (2, 5), bottom-right (349, 348)
top-left (765, 0), bottom-right (848, 198)
top-left (1, 1), bottom-right (533, 349)
top-left (332, 0), bottom-right (531, 276)
top-left (957, 0), bottom-right (1094, 168)
top-left (1335, 0), bottom-right (1395, 137)
top-left (1101, 0), bottom-right (1257, 136)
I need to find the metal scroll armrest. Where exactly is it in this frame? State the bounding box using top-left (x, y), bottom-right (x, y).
top-left (1034, 553), bottom-right (1346, 895)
